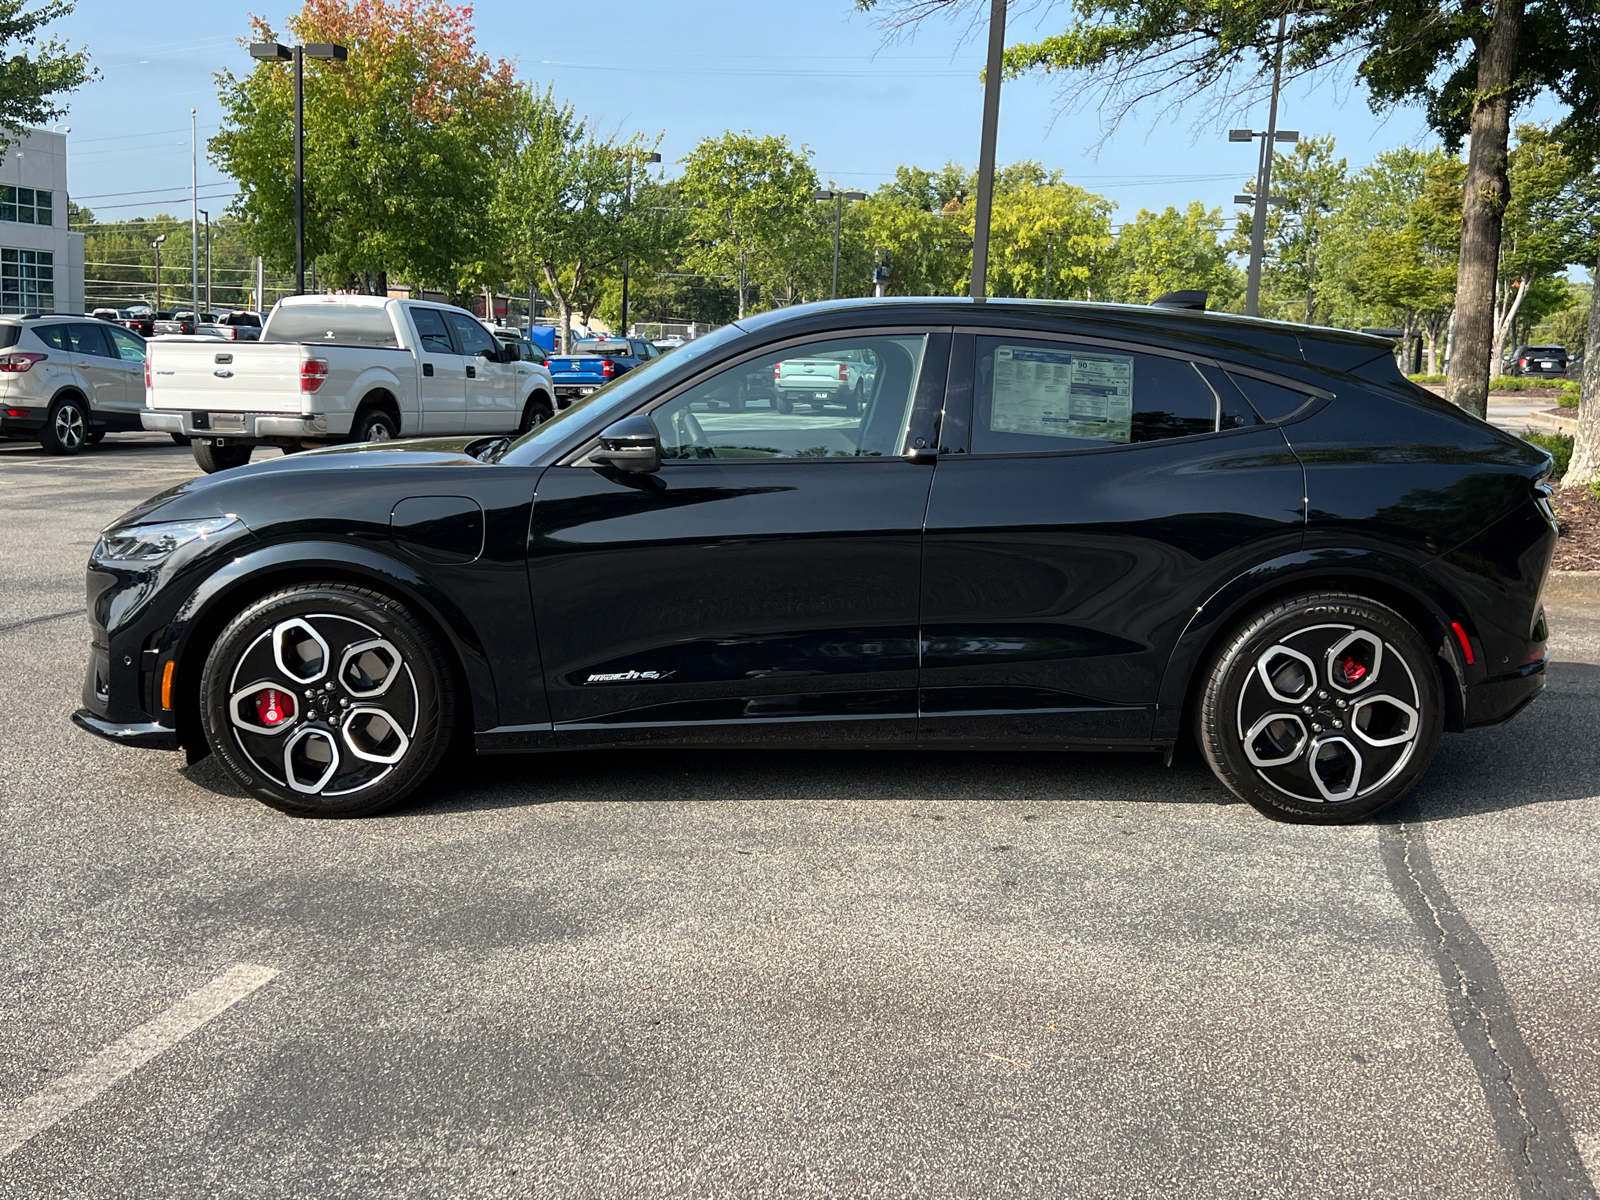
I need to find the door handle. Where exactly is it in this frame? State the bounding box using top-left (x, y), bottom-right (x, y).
top-left (423, 362), bottom-right (434, 377)
top-left (466, 365), bottom-right (476, 379)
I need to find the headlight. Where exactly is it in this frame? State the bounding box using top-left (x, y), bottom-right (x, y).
top-left (95, 516), bottom-right (239, 563)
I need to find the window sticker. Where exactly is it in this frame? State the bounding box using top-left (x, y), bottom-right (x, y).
top-left (990, 345), bottom-right (1134, 444)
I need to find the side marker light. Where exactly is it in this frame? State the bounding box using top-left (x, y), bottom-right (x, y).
top-left (1449, 622), bottom-right (1475, 666)
top-left (160, 660), bottom-right (176, 710)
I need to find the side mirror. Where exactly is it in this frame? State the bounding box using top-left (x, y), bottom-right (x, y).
top-left (589, 415), bottom-right (660, 474)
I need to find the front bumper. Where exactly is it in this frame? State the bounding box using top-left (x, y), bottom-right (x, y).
top-left (142, 410), bottom-right (350, 440)
top-left (71, 709), bottom-right (179, 750)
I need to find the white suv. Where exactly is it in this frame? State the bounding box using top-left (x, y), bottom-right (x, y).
top-left (0, 315), bottom-right (148, 455)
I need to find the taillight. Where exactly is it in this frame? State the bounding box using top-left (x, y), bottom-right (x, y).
top-left (1519, 358), bottom-right (1528, 367)
top-left (301, 358), bottom-right (329, 393)
top-left (838, 363), bottom-right (849, 381)
top-left (0, 352), bottom-right (45, 373)
top-left (223, 327), bottom-right (237, 340)
top-left (774, 364), bottom-right (781, 380)
top-left (600, 359), bottom-right (618, 379)
top-left (144, 358), bottom-right (151, 389)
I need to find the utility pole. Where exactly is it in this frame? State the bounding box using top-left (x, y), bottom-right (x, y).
top-left (199, 209), bottom-right (211, 313)
top-left (969, 0), bottom-right (1008, 301)
top-left (251, 40), bottom-right (347, 296)
top-left (255, 255), bottom-right (264, 314)
top-left (812, 189), bottom-right (867, 299)
top-left (190, 109), bottom-right (199, 317)
top-left (151, 234), bottom-right (167, 311)
top-left (1231, 15), bottom-right (1295, 318)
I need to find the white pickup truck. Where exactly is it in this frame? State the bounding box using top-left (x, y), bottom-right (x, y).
top-left (142, 295), bottom-right (556, 473)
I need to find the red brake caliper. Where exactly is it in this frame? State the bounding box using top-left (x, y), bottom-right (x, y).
top-left (1340, 655), bottom-right (1367, 684)
top-left (256, 688), bottom-right (292, 726)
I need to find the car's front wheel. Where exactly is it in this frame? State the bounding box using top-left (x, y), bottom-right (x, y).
top-left (1197, 592), bottom-right (1443, 823)
top-left (200, 583), bottom-right (456, 817)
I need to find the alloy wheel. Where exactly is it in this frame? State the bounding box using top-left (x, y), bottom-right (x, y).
top-left (1235, 623), bottom-right (1421, 806)
top-left (54, 404), bottom-right (85, 450)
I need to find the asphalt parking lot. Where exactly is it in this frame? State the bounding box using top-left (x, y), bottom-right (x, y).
top-left (2, 431), bottom-right (1598, 1199)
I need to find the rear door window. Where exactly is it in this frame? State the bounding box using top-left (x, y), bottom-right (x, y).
top-left (970, 336), bottom-right (1220, 454)
top-left (67, 324), bottom-right (114, 357)
top-left (409, 308), bottom-right (457, 355)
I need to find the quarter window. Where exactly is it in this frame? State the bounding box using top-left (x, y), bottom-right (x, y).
top-left (651, 334), bottom-right (927, 462)
top-left (971, 336), bottom-right (1220, 454)
top-left (0, 187), bottom-right (52, 225)
top-left (1227, 372), bottom-right (1313, 422)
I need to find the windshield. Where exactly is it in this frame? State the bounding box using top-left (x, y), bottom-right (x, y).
top-left (497, 324), bottom-right (744, 464)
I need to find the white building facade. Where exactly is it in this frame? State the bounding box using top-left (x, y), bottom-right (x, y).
top-left (0, 129), bottom-right (84, 315)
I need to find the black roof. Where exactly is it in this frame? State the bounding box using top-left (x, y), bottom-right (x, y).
top-left (735, 297), bottom-right (1396, 377)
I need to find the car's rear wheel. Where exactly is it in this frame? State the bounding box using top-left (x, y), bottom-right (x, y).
top-left (193, 439), bottom-right (254, 473)
top-left (200, 583), bottom-right (456, 817)
top-left (354, 408), bottom-right (399, 443)
top-left (1197, 592), bottom-right (1443, 823)
top-left (40, 396), bottom-right (89, 455)
top-left (775, 394), bottom-right (794, 415)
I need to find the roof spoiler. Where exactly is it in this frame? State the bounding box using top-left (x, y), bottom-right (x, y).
top-left (1151, 290), bottom-right (1207, 311)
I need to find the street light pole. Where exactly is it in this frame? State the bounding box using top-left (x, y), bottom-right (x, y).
top-left (151, 234), bottom-right (167, 311)
top-left (618, 150), bottom-right (662, 334)
top-left (812, 189), bottom-right (866, 299)
top-left (199, 209), bottom-right (211, 313)
top-left (190, 108), bottom-right (199, 318)
top-left (251, 40), bottom-right (347, 296)
top-left (970, 0), bottom-right (1008, 301)
top-left (1235, 14), bottom-right (1290, 317)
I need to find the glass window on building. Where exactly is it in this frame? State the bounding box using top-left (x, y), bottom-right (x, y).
top-left (0, 187), bottom-right (53, 225)
top-left (1, 249), bottom-right (54, 313)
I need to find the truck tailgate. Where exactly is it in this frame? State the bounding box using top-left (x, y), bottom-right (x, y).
top-left (147, 342), bottom-right (308, 414)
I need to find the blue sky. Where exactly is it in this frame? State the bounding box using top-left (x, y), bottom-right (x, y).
top-left (52, 0), bottom-right (1562, 229)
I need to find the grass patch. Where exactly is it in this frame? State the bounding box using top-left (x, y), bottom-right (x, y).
top-left (1522, 430), bottom-right (1572, 478)
top-left (1407, 373), bottom-right (1568, 393)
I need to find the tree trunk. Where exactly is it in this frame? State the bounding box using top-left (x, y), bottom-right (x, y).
top-left (1491, 276), bottom-right (1530, 373)
top-left (542, 263), bottom-right (572, 353)
top-left (1443, 0), bottom-right (1523, 419)
top-left (1562, 252), bottom-right (1600, 490)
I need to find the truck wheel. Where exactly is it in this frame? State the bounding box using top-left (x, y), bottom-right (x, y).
top-left (518, 394), bottom-right (554, 434)
top-left (199, 582), bottom-right (457, 817)
top-left (40, 396), bottom-right (89, 455)
top-left (354, 409), bottom-right (399, 443)
top-left (1197, 592), bottom-right (1443, 824)
top-left (193, 439), bottom-right (254, 474)
top-left (170, 432), bottom-right (192, 446)
top-left (775, 394), bottom-right (794, 415)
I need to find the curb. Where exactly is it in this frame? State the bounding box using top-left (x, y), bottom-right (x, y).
top-left (1524, 408), bottom-right (1578, 436)
top-left (1545, 571), bottom-right (1600, 605)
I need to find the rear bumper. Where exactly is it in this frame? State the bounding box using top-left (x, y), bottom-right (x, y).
top-left (1, 409), bottom-right (45, 435)
top-left (142, 410), bottom-right (350, 439)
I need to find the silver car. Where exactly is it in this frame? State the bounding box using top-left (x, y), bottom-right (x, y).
top-left (0, 314), bottom-right (148, 454)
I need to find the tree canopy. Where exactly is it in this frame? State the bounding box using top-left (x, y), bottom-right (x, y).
top-left (0, 0), bottom-right (92, 146)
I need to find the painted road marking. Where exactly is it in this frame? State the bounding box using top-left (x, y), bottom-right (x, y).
top-left (0, 963), bottom-right (279, 1160)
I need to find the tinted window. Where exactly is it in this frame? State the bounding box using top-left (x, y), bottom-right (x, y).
top-left (32, 324), bottom-right (67, 350)
top-left (263, 305), bottom-right (400, 347)
top-left (587, 340), bottom-right (630, 356)
top-left (1227, 373), bottom-right (1313, 422)
top-left (67, 323), bottom-right (113, 357)
top-left (971, 337), bottom-right (1218, 453)
top-left (409, 308), bottom-right (456, 355)
top-left (106, 326), bottom-right (146, 362)
top-left (0, 325), bottom-right (17, 350)
top-left (445, 312), bottom-right (497, 357)
top-left (651, 335), bottom-right (926, 462)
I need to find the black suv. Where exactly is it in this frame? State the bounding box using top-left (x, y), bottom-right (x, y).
top-left (75, 298), bottom-right (1557, 823)
top-left (1507, 345), bottom-right (1568, 378)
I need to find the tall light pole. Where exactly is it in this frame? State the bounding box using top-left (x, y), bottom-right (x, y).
top-left (970, 0), bottom-right (1008, 301)
top-left (250, 40), bottom-right (348, 295)
top-left (151, 234), bottom-right (167, 311)
top-left (1230, 14), bottom-right (1297, 317)
top-left (190, 109), bottom-right (199, 317)
top-left (619, 150), bottom-right (662, 334)
top-left (1042, 231), bottom-right (1055, 300)
top-left (812, 189), bottom-right (866, 299)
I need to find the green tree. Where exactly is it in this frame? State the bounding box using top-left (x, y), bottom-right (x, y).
top-left (1107, 202), bottom-right (1240, 308)
top-left (1228, 135), bottom-right (1349, 324)
top-left (859, 0), bottom-right (1600, 419)
top-left (0, 0), bottom-right (92, 146)
top-left (211, 0), bottom-right (518, 295)
top-left (679, 132), bottom-right (823, 319)
top-left (490, 85), bottom-right (663, 349)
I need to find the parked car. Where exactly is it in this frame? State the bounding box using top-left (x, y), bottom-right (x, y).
top-left (772, 348), bottom-right (876, 413)
top-left (141, 294), bottom-right (557, 473)
top-left (90, 307), bottom-right (122, 322)
top-left (547, 336), bottom-right (662, 406)
top-left (76, 297), bottom-right (1556, 821)
top-left (120, 310), bottom-right (157, 337)
top-left (213, 310), bottom-right (263, 341)
top-left (0, 313), bottom-right (147, 454)
top-left (1506, 345), bottom-right (1568, 379)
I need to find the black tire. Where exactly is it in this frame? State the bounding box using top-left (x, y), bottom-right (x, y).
top-left (517, 393), bottom-right (554, 434)
top-left (353, 408), bottom-right (399, 443)
top-left (1197, 592), bottom-right (1443, 824)
top-left (192, 439), bottom-right (254, 474)
top-left (199, 583), bottom-right (457, 817)
top-left (171, 432), bottom-right (192, 446)
top-left (775, 394), bottom-right (794, 415)
top-left (40, 396), bottom-right (90, 455)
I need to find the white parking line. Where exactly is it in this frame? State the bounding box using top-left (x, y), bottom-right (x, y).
top-left (0, 963), bottom-right (279, 1160)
